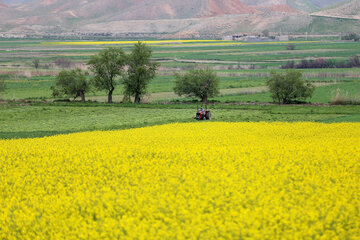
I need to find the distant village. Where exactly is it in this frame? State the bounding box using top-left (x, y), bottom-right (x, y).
top-left (222, 34), bottom-right (290, 42)
top-left (0, 31), bottom-right (292, 41)
top-left (0, 31), bottom-right (344, 41)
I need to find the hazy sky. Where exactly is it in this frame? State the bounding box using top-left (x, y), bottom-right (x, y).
top-left (2, 0), bottom-right (32, 4)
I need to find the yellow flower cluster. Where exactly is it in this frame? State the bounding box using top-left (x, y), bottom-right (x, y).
top-left (1, 122), bottom-right (359, 239)
top-left (43, 40), bottom-right (221, 46)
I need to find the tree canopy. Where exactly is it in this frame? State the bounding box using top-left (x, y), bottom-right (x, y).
top-left (0, 76), bottom-right (6, 96)
top-left (174, 68), bottom-right (219, 103)
top-left (32, 59), bottom-right (40, 69)
top-left (87, 47), bottom-right (126, 103)
top-left (266, 70), bottom-right (315, 104)
top-left (51, 69), bottom-right (90, 102)
top-left (122, 42), bottom-right (159, 103)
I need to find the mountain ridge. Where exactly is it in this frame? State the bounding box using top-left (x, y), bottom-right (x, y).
top-left (0, 0), bottom-right (8, 7)
top-left (311, 0), bottom-right (360, 19)
top-left (0, 0), bottom-right (358, 38)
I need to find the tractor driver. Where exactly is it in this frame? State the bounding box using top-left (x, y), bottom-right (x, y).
top-left (200, 107), bottom-right (205, 118)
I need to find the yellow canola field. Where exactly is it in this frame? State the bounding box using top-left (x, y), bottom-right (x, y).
top-left (41, 40), bottom-right (320, 47)
top-left (1, 122), bottom-right (360, 239)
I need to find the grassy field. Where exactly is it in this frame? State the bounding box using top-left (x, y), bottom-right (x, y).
top-left (1, 102), bottom-right (359, 139)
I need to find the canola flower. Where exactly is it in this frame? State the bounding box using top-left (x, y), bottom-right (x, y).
top-left (0, 122), bottom-right (359, 239)
top-left (41, 40), bottom-right (321, 47)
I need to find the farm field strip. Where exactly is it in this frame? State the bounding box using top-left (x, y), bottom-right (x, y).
top-left (1, 75), bottom-right (342, 102)
top-left (212, 49), bottom-right (347, 55)
top-left (2, 103), bottom-right (359, 139)
top-left (2, 68), bottom-right (360, 76)
top-left (0, 71), bottom-right (356, 102)
top-left (86, 86), bottom-right (269, 102)
top-left (212, 82), bottom-right (360, 104)
top-left (1, 122), bottom-right (359, 239)
top-left (48, 48), bottom-right (348, 56)
top-left (41, 40), bottom-right (322, 46)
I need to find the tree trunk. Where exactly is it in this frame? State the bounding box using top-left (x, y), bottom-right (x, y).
top-left (108, 90), bottom-right (113, 103)
top-left (134, 94), bottom-right (141, 104)
top-left (80, 92), bottom-right (85, 102)
top-left (202, 95), bottom-right (208, 104)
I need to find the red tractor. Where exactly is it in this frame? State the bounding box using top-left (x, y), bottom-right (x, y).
top-left (195, 106), bottom-right (211, 120)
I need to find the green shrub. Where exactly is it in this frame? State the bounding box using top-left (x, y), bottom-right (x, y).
top-left (342, 33), bottom-right (360, 42)
top-left (51, 69), bottom-right (90, 102)
top-left (174, 68), bottom-right (219, 103)
top-left (266, 70), bottom-right (315, 104)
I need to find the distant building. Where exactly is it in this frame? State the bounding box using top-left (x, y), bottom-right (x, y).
top-left (276, 35), bottom-right (289, 41)
top-left (245, 36), bottom-right (273, 42)
top-left (223, 34), bottom-right (290, 42)
top-left (232, 35), bottom-right (248, 41)
top-left (222, 35), bottom-right (233, 41)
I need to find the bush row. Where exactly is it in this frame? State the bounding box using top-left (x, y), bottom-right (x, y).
top-left (281, 56), bottom-right (360, 69)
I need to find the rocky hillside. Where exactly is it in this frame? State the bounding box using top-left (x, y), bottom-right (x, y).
top-left (310, 0), bottom-right (346, 8)
top-left (0, 0), bottom-right (357, 38)
top-left (311, 0), bottom-right (360, 19)
top-left (2, 0), bottom-right (28, 3)
top-left (12, 0), bottom-right (273, 20)
top-left (0, 0), bottom-right (8, 7)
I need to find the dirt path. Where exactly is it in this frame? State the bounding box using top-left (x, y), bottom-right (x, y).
top-left (310, 13), bottom-right (360, 20)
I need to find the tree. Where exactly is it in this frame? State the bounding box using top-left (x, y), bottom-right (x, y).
top-left (266, 70), bottom-right (315, 104)
top-left (122, 42), bottom-right (159, 103)
top-left (0, 76), bottom-right (6, 97)
top-left (262, 29), bottom-right (270, 37)
top-left (87, 47), bottom-right (126, 103)
top-left (51, 69), bottom-right (89, 102)
top-left (342, 32), bottom-right (360, 42)
top-left (174, 68), bottom-right (220, 103)
top-left (348, 56), bottom-right (360, 68)
top-left (32, 59), bottom-right (40, 69)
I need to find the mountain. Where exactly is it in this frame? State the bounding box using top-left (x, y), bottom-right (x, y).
top-left (2, 0), bottom-right (29, 4)
top-left (241, 0), bottom-right (313, 12)
top-left (233, 0), bottom-right (345, 12)
top-left (0, 0), bottom-right (357, 38)
top-left (311, 0), bottom-right (360, 19)
top-left (0, 1), bottom-right (22, 23)
top-left (310, 0), bottom-right (346, 8)
top-left (14, 0), bottom-right (262, 20)
top-left (1, 0), bottom-right (301, 31)
top-left (0, 0), bottom-right (8, 7)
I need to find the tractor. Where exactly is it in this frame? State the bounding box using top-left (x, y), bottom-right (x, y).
top-left (194, 105), bottom-right (211, 120)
